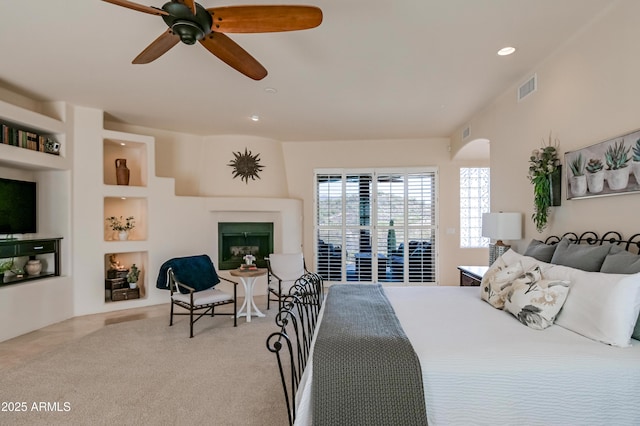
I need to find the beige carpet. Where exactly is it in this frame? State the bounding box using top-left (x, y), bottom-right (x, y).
top-left (0, 305), bottom-right (288, 426)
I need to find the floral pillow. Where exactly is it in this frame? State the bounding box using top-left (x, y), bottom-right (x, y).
top-left (480, 257), bottom-right (524, 309)
top-left (504, 266), bottom-right (570, 330)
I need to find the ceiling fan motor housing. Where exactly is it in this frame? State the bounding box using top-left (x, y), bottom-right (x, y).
top-left (162, 1), bottom-right (213, 45)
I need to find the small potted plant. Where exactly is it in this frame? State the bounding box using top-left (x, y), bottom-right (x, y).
top-left (585, 158), bottom-right (604, 194)
top-left (0, 258), bottom-right (14, 282)
top-left (127, 264), bottom-right (140, 289)
top-left (106, 216), bottom-right (135, 240)
top-left (568, 153), bottom-right (586, 197)
top-left (604, 139), bottom-right (631, 190)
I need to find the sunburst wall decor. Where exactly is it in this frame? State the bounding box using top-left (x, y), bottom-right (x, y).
top-left (228, 148), bottom-right (265, 183)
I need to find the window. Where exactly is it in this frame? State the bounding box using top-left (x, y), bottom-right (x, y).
top-left (459, 167), bottom-right (490, 248)
top-left (315, 168), bottom-right (438, 284)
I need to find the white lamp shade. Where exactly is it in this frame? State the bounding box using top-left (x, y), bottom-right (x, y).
top-left (482, 212), bottom-right (522, 241)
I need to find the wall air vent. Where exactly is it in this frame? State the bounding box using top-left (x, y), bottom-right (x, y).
top-left (518, 74), bottom-right (537, 102)
top-left (462, 126), bottom-right (470, 140)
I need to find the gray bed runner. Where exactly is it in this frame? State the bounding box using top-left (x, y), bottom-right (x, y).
top-left (311, 284), bottom-right (427, 425)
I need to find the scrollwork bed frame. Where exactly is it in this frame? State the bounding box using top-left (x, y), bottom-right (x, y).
top-left (266, 231), bottom-right (640, 425)
top-left (265, 272), bottom-right (324, 426)
top-left (544, 231), bottom-right (640, 253)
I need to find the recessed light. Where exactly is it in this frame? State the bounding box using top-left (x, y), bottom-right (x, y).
top-left (120, 142), bottom-right (126, 146)
top-left (497, 46), bottom-right (516, 56)
top-left (250, 115), bottom-right (260, 122)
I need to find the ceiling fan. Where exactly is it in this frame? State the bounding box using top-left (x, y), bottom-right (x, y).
top-left (102, 0), bottom-right (323, 80)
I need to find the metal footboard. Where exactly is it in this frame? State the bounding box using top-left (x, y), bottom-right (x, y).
top-left (266, 272), bottom-right (324, 426)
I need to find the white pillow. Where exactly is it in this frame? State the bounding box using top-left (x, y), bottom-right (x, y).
top-left (504, 266), bottom-right (570, 330)
top-left (480, 257), bottom-right (523, 309)
top-left (501, 249), bottom-right (549, 273)
top-left (545, 264), bottom-right (640, 347)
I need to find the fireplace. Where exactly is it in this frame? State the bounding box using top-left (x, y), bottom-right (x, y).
top-left (218, 222), bottom-right (274, 270)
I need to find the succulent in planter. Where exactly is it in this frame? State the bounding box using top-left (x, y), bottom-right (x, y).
top-left (605, 139), bottom-right (631, 170)
top-left (585, 158), bottom-right (604, 173)
top-left (569, 153), bottom-right (584, 176)
top-left (568, 153), bottom-right (587, 197)
top-left (585, 158), bottom-right (606, 194)
top-left (605, 139), bottom-right (632, 190)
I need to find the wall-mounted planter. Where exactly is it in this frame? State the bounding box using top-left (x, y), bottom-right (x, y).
top-left (549, 166), bottom-right (562, 206)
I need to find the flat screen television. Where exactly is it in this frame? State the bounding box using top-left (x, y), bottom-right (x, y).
top-left (0, 177), bottom-right (37, 235)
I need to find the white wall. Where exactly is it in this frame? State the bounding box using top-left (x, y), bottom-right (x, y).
top-left (452, 0), bottom-right (640, 251)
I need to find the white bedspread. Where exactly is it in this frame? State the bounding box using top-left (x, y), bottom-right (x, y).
top-left (296, 286), bottom-right (640, 426)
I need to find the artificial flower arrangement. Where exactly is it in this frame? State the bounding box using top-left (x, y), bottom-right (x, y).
top-left (106, 216), bottom-right (136, 232)
top-left (528, 134), bottom-right (561, 232)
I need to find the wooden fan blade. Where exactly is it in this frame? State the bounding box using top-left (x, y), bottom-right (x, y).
top-left (207, 5), bottom-right (322, 33)
top-left (102, 0), bottom-right (168, 16)
top-left (175, 0), bottom-right (197, 15)
top-left (133, 30), bottom-right (180, 64)
top-left (199, 33), bottom-right (267, 80)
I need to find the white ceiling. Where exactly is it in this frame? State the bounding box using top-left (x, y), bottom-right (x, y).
top-left (0, 0), bottom-right (614, 142)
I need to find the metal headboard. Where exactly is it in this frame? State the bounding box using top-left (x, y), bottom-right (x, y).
top-left (544, 231), bottom-right (640, 254)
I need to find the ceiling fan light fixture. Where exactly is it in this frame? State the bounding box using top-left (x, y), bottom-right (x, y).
top-left (171, 20), bottom-right (205, 44)
top-left (162, 1), bottom-right (213, 45)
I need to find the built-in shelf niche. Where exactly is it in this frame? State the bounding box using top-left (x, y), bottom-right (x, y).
top-left (104, 197), bottom-right (147, 241)
top-left (103, 251), bottom-right (148, 302)
top-left (103, 138), bottom-right (147, 187)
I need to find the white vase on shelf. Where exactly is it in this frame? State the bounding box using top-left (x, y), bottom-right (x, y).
top-left (118, 231), bottom-right (129, 241)
top-left (25, 259), bottom-right (42, 275)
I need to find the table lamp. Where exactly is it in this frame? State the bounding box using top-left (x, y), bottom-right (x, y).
top-left (482, 212), bottom-right (522, 265)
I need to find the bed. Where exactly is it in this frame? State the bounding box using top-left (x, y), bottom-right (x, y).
top-left (268, 232), bottom-right (640, 426)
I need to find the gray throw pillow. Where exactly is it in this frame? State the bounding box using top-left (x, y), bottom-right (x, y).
top-left (523, 239), bottom-right (557, 263)
top-left (549, 237), bottom-right (614, 272)
top-left (600, 248), bottom-right (640, 274)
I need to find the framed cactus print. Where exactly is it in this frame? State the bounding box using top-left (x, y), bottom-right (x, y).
top-left (564, 128), bottom-right (640, 200)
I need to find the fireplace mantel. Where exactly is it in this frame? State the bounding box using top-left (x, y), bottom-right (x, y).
top-left (206, 197), bottom-right (303, 255)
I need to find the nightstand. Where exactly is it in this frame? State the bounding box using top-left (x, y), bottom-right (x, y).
top-left (457, 265), bottom-right (489, 287)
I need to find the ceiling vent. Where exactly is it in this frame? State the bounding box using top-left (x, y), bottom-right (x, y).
top-left (518, 74), bottom-right (537, 102)
top-left (462, 126), bottom-right (470, 140)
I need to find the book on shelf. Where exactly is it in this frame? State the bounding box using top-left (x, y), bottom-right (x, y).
top-left (239, 264), bottom-right (258, 271)
top-left (0, 122), bottom-right (59, 154)
top-left (26, 132), bottom-right (38, 150)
